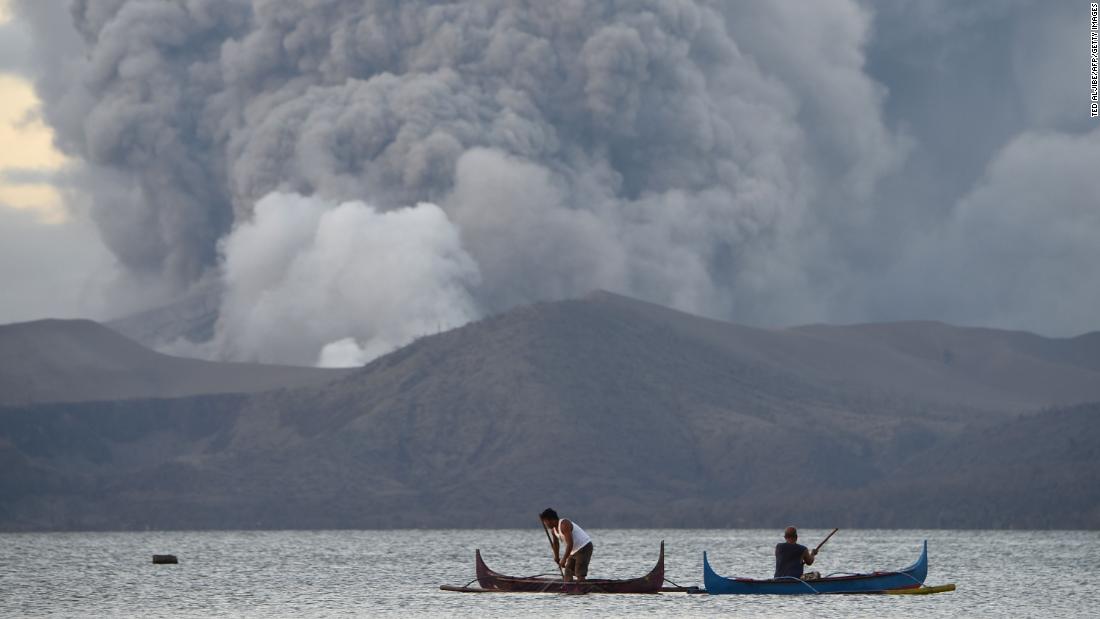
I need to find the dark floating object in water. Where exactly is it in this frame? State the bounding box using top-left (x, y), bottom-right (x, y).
top-left (152, 554), bottom-right (178, 564)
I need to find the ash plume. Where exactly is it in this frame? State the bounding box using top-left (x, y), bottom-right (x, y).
top-left (7, 0), bottom-right (1096, 363)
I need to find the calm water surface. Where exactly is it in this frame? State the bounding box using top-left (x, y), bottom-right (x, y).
top-left (1, 529), bottom-right (1094, 617)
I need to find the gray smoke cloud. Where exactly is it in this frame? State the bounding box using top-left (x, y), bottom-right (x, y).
top-left (851, 0), bottom-right (1100, 334)
top-left (0, 204), bottom-right (114, 323)
top-left (7, 0), bottom-right (1097, 364)
top-left (211, 192), bottom-right (480, 366)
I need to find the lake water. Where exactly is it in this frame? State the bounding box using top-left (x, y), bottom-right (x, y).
top-left (1, 529), bottom-right (1094, 617)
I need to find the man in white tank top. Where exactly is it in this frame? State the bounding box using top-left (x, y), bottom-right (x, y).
top-left (539, 508), bottom-right (594, 582)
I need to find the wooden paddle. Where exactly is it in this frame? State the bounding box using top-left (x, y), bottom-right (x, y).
top-left (541, 518), bottom-right (566, 579)
top-left (814, 528), bottom-right (839, 553)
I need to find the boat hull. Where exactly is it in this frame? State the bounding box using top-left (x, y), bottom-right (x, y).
top-left (475, 542), bottom-right (664, 594)
top-left (703, 540), bottom-right (928, 595)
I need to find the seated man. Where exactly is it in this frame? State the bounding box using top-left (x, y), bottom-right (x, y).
top-left (774, 526), bottom-right (817, 578)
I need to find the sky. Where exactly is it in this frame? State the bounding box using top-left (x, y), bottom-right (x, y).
top-left (0, 1), bottom-right (1097, 367)
top-left (0, 1), bottom-right (114, 322)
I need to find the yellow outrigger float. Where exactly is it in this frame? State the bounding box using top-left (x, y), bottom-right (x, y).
top-left (883, 583), bottom-right (956, 595)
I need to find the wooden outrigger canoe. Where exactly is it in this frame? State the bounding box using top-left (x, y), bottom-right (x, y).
top-left (442, 542), bottom-right (665, 594)
top-left (703, 540), bottom-right (933, 594)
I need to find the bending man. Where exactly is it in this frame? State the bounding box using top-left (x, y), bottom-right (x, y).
top-left (540, 508), bottom-right (594, 582)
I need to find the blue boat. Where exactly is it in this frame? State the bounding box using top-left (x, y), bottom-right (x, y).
top-left (703, 541), bottom-right (929, 594)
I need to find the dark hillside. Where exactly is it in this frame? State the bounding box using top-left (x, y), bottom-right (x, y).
top-left (1, 293), bottom-right (1097, 530)
top-left (0, 319), bottom-right (351, 405)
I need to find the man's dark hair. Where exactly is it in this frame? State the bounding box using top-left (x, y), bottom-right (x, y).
top-left (540, 508), bottom-right (558, 521)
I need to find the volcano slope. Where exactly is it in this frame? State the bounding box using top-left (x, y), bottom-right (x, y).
top-left (2, 292), bottom-right (1098, 530)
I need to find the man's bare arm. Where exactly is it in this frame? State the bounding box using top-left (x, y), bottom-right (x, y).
top-left (559, 520), bottom-right (574, 564)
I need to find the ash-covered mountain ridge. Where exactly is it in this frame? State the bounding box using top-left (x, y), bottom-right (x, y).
top-left (0, 318), bottom-right (352, 406)
top-left (1, 291), bottom-right (1097, 530)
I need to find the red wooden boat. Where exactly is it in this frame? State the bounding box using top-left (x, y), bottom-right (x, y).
top-left (471, 542), bottom-right (665, 593)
